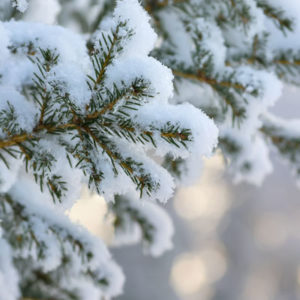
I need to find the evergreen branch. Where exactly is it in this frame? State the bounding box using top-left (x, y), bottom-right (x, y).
top-left (272, 50), bottom-right (300, 79)
top-left (256, 0), bottom-right (294, 33)
top-left (0, 79), bottom-right (190, 199)
top-left (82, 125), bottom-right (155, 197)
top-left (144, 0), bottom-right (187, 13)
top-left (224, 0), bottom-right (252, 27)
top-left (163, 154), bottom-right (185, 179)
top-left (227, 46), bottom-right (300, 83)
top-left (112, 195), bottom-right (155, 244)
top-left (1, 194), bottom-right (111, 298)
top-left (272, 59), bottom-right (300, 66)
top-left (248, 34), bottom-right (259, 64)
top-left (173, 69), bottom-right (247, 120)
top-left (0, 123), bottom-right (77, 149)
top-left (101, 118), bottom-right (191, 147)
top-left (173, 69), bottom-right (246, 91)
top-left (226, 32), bottom-right (269, 67)
top-left (0, 132), bottom-right (34, 149)
top-left (73, 126), bottom-right (104, 191)
top-left (93, 24), bottom-right (122, 88)
top-left (260, 124), bottom-right (300, 172)
top-left (0, 102), bottom-right (23, 136)
top-left (227, 55), bottom-right (300, 69)
top-left (219, 136), bottom-right (242, 155)
top-left (230, 0), bottom-right (236, 7)
top-left (87, 89), bottom-right (129, 119)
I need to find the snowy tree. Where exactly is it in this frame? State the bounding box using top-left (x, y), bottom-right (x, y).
top-left (47, 0), bottom-right (300, 185)
top-left (0, 0), bottom-right (217, 299)
top-left (0, 0), bottom-right (300, 299)
top-left (141, 0), bottom-right (300, 186)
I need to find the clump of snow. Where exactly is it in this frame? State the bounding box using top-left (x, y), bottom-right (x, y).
top-left (9, 179), bottom-right (125, 298)
top-left (24, 0), bottom-right (61, 25)
top-left (0, 155), bottom-right (22, 193)
top-left (105, 56), bottom-right (174, 104)
top-left (230, 134), bottom-right (273, 186)
top-left (0, 238), bottom-right (20, 300)
top-left (113, 0), bottom-right (157, 57)
top-left (194, 18), bottom-right (226, 71)
top-left (140, 200), bottom-right (174, 256)
top-left (0, 87), bottom-right (38, 133)
top-left (113, 196), bottom-right (174, 257)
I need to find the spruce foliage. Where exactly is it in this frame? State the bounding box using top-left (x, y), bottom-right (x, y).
top-left (0, 0), bottom-right (300, 299)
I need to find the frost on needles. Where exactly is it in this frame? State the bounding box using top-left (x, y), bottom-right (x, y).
top-left (1, 0), bottom-right (300, 299)
top-left (0, 0), bottom-right (218, 299)
top-left (59, 0), bottom-right (300, 188)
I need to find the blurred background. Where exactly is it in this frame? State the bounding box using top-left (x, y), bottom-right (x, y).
top-left (70, 85), bottom-right (300, 300)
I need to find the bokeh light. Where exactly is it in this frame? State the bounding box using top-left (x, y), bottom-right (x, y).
top-left (174, 154), bottom-right (231, 224)
top-left (254, 212), bottom-right (288, 249)
top-left (68, 186), bottom-right (114, 243)
top-left (170, 252), bottom-right (208, 296)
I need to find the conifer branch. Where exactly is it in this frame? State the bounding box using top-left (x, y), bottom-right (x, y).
top-left (112, 195), bottom-right (155, 244)
top-left (173, 69), bottom-right (247, 120)
top-left (272, 59), bottom-right (300, 66)
top-left (225, 0), bottom-right (252, 26)
top-left (144, 0), bottom-right (187, 13)
top-left (256, 0), bottom-right (294, 33)
top-left (260, 116), bottom-right (300, 176)
top-left (1, 193), bottom-right (112, 298)
top-left (94, 25), bottom-right (121, 88)
top-left (0, 123), bottom-right (77, 149)
top-left (173, 69), bottom-right (246, 91)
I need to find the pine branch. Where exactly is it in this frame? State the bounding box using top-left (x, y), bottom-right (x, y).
top-left (93, 25), bottom-right (121, 87)
top-left (144, 0), bottom-right (187, 13)
top-left (260, 117), bottom-right (300, 176)
top-left (111, 194), bottom-right (173, 256)
top-left (256, 0), bottom-right (294, 33)
top-left (0, 40), bottom-right (194, 199)
top-left (163, 154), bottom-right (185, 179)
top-left (173, 69), bottom-right (247, 121)
top-left (1, 193), bottom-right (115, 299)
top-left (112, 195), bottom-right (156, 245)
top-left (221, 0), bottom-right (253, 28)
top-left (228, 44), bottom-right (300, 84)
top-left (173, 69), bottom-right (246, 91)
top-left (0, 123), bottom-right (77, 149)
top-left (273, 59), bottom-right (300, 66)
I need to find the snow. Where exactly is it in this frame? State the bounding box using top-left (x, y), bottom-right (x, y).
top-left (113, 197), bottom-right (174, 257)
top-left (24, 0), bottom-right (61, 25)
top-left (136, 102), bottom-right (218, 159)
top-left (2, 0), bottom-right (298, 298)
top-left (193, 17), bottom-right (227, 71)
top-left (0, 238), bottom-right (20, 300)
top-left (265, 0), bottom-right (300, 51)
top-left (229, 134), bottom-right (273, 186)
top-left (0, 155), bottom-right (22, 193)
top-left (105, 56), bottom-right (174, 104)
top-left (48, 62), bottom-right (92, 111)
top-left (0, 0), bottom-right (219, 297)
top-left (0, 87), bottom-right (38, 135)
top-left (112, 0), bottom-right (157, 58)
top-left (0, 23), bottom-right (10, 65)
top-left (9, 178), bottom-right (125, 298)
top-left (12, 0), bottom-right (28, 13)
